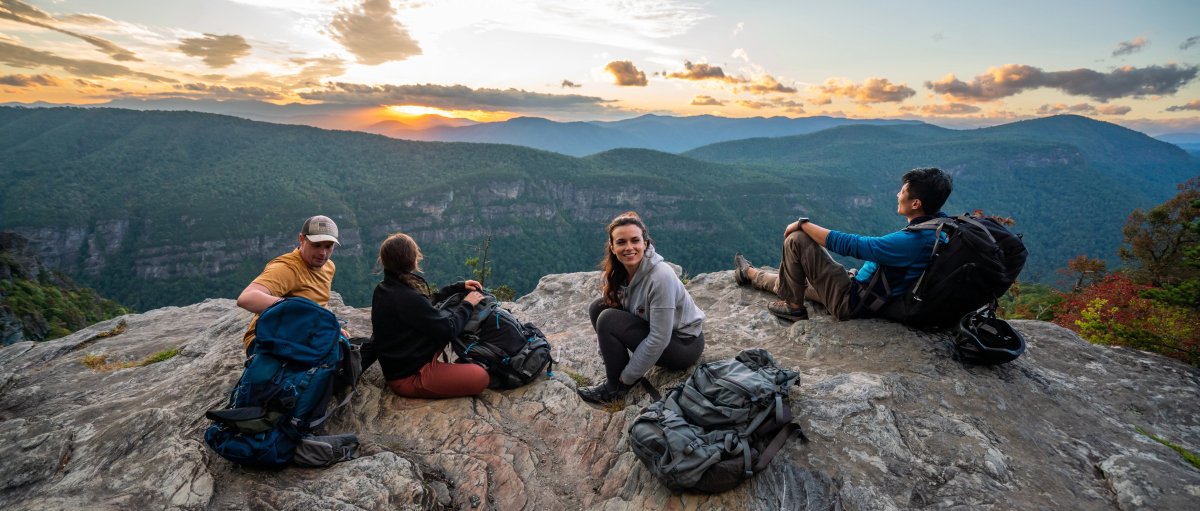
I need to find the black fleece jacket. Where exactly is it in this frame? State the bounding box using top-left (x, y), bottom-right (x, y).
top-left (361, 272), bottom-right (474, 380)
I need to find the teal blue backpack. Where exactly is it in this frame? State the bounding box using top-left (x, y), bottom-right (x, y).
top-left (205, 297), bottom-right (359, 468)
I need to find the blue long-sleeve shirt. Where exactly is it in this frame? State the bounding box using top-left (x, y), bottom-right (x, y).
top-left (825, 214), bottom-right (945, 304)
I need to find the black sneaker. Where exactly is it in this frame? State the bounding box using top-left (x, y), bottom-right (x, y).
top-left (733, 252), bottom-right (752, 286)
top-left (577, 379), bottom-right (630, 405)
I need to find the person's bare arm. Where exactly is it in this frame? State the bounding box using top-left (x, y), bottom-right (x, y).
top-left (236, 282), bottom-right (280, 313)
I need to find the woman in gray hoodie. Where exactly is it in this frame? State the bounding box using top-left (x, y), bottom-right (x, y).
top-left (577, 211), bottom-right (705, 405)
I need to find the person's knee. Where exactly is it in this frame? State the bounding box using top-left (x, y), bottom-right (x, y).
top-left (465, 365), bottom-right (490, 394)
top-left (595, 307), bottom-right (626, 334)
top-left (785, 230), bottom-right (812, 251)
top-left (588, 298), bottom-right (607, 328)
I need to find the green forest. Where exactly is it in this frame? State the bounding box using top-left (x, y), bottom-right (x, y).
top-left (0, 107), bottom-right (1196, 313)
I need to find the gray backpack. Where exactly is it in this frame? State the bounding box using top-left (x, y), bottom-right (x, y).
top-left (627, 349), bottom-right (807, 493)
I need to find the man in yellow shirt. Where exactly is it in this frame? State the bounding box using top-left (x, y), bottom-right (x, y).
top-left (237, 215), bottom-right (340, 351)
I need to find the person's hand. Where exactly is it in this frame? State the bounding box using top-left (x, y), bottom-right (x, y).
top-left (847, 268), bottom-right (858, 278)
top-left (341, 328), bottom-right (351, 338)
top-left (783, 221), bottom-right (801, 238)
top-left (464, 280), bottom-right (483, 292)
top-left (463, 290), bottom-right (485, 306)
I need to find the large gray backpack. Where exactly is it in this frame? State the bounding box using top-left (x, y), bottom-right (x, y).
top-left (627, 348), bottom-right (807, 493)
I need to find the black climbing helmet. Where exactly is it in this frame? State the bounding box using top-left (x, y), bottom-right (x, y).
top-left (954, 306), bottom-right (1026, 365)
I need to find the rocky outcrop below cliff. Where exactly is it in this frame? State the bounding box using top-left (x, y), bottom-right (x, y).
top-left (1, 269), bottom-right (1198, 510)
top-left (0, 232), bottom-right (127, 345)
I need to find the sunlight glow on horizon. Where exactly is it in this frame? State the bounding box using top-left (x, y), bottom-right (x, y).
top-left (383, 105), bottom-right (516, 123)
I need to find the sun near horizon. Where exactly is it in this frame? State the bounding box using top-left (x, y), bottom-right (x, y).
top-left (383, 105), bottom-right (516, 123)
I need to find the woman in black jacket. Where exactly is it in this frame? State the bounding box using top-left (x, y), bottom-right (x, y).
top-left (360, 232), bottom-right (490, 398)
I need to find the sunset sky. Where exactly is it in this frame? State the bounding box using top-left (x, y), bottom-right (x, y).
top-left (2, 0), bottom-right (1199, 134)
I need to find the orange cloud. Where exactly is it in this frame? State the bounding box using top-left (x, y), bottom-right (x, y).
top-left (813, 77), bottom-right (915, 104)
top-left (329, 0), bottom-right (421, 65)
top-left (605, 61), bottom-right (648, 86)
top-left (0, 73), bottom-right (63, 87)
top-left (691, 95), bottom-right (724, 106)
top-left (177, 34), bottom-right (252, 68)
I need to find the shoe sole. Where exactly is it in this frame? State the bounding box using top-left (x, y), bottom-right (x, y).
top-left (733, 253), bottom-right (750, 286)
top-left (769, 309), bottom-right (806, 322)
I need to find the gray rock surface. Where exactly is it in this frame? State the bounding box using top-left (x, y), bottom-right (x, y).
top-left (1, 270), bottom-right (1198, 510)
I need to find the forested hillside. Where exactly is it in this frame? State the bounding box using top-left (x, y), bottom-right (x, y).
top-left (1, 107), bottom-right (1194, 309)
top-left (685, 116), bottom-right (1199, 283)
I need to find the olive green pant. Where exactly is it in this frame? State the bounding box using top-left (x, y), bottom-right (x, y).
top-left (751, 231), bottom-right (854, 320)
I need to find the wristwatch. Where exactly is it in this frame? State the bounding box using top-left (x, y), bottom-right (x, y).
top-left (797, 217), bottom-right (810, 226)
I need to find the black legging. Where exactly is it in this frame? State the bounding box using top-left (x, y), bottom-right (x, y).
top-left (588, 298), bottom-right (704, 385)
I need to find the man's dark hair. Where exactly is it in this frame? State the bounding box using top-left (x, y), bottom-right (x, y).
top-left (902, 167), bottom-right (953, 214)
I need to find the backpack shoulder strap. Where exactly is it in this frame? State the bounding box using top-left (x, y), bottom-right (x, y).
top-left (903, 216), bottom-right (951, 232)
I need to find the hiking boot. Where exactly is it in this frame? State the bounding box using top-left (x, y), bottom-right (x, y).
top-left (577, 379), bottom-right (630, 405)
top-left (768, 300), bottom-right (809, 322)
top-left (733, 252), bottom-right (752, 286)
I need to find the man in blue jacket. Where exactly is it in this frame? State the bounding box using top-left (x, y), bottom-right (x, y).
top-left (733, 167), bottom-right (953, 321)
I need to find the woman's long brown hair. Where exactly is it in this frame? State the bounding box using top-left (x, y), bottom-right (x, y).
top-left (379, 232), bottom-right (429, 295)
top-left (600, 211), bottom-right (652, 307)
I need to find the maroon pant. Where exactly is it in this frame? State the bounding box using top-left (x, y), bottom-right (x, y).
top-left (387, 353), bottom-right (490, 398)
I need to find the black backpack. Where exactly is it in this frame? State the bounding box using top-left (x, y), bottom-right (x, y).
top-left (878, 214), bottom-right (1027, 328)
top-left (436, 292), bottom-right (554, 389)
top-left (627, 349), bottom-right (807, 493)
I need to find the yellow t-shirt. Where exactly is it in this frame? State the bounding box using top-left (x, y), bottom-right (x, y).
top-left (242, 248), bottom-right (336, 349)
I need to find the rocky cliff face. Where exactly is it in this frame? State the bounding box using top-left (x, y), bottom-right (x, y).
top-left (1, 269), bottom-right (1198, 510)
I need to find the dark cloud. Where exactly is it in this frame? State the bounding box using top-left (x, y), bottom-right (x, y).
top-left (1035, 102), bottom-right (1132, 116)
top-left (175, 82), bottom-right (284, 100)
top-left (0, 40), bottom-right (173, 82)
top-left (0, 0), bottom-right (140, 61)
top-left (927, 63), bottom-right (1199, 102)
top-left (1166, 99), bottom-right (1200, 112)
top-left (1182, 36), bottom-right (1200, 50)
top-left (0, 73), bottom-right (62, 87)
top-left (74, 78), bottom-right (102, 88)
top-left (663, 61), bottom-right (796, 95)
top-left (1036, 103), bottom-right (1097, 115)
top-left (604, 61), bottom-right (648, 86)
top-left (1112, 37), bottom-right (1149, 57)
top-left (329, 0), bottom-right (421, 65)
top-left (177, 34), bottom-right (252, 68)
top-left (690, 95), bottom-right (724, 106)
top-left (813, 77), bottom-right (914, 104)
top-left (667, 61), bottom-right (731, 81)
top-left (561, 80), bottom-right (581, 88)
top-left (299, 82), bottom-right (616, 112)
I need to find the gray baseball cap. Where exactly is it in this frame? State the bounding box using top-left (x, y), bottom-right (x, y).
top-left (301, 215), bottom-right (340, 245)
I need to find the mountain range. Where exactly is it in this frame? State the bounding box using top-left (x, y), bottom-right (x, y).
top-left (370, 114), bottom-right (924, 156)
top-left (0, 106), bottom-right (1194, 310)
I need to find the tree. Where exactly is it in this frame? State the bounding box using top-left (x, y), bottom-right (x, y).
top-left (1119, 177), bottom-right (1200, 288)
top-left (1054, 273), bottom-right (1199, 366)
top-left (1057, 255), bottom-right (1107, 292)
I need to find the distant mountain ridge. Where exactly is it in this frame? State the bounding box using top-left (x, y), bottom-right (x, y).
top-left (378, 113), bottom-right (925, 156)
top-left (0, 107), bottom-right (1194, 310)
top-left (2, 99), bottom-right (923, 157)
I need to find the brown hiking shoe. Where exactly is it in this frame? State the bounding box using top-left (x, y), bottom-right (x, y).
top-left (733, 252), bottom-right (752, 286)
top-left (768, 300), bottom-right (809, 321)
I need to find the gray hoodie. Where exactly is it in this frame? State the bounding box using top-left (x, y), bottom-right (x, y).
top-left (618, 244), bottom-right (705, 383)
